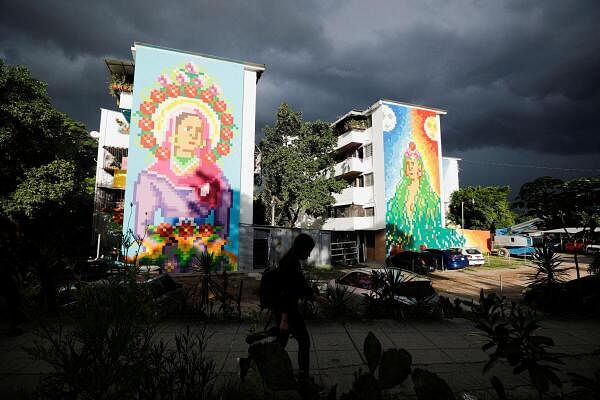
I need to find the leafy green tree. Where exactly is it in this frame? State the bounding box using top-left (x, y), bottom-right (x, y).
top-left (0, 60), bottom-right (96, 311)
top-left (515, 176), bottom-right (600, 279)
top-left (513, 177), bottom-right (564, 226)
top-left (448, 186), bottom-right (515, 230)
top-left (259, 103), bottom-right (347, 227)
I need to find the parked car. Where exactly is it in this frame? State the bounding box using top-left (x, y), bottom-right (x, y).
top-left (385, 251), bottom-right (436, 274)
top-left (327, 268), bottom-right (439, 311)
top-left (458, 247), bottom-right (485, 266)
top-left (586, 244), bottom-right (600, 254)
top-left (423, 248), bottom-right (469, 270)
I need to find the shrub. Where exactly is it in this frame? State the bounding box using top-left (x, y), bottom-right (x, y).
top-left (472, 290), bottom-right (564, 398)
top-left (322, 284), bottom-right (353, 319)
top-left (25, 276), bottom-right (217, 399)
top-left (528, 245), bottom-right (569, 288)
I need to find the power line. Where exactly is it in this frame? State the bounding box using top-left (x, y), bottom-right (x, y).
top-left (459, 159), bottom-right (600, 173)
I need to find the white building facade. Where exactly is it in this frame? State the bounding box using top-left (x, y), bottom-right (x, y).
top-left (320, 100), bottom-right (461, 263)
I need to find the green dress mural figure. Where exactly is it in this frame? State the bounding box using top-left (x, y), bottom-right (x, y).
top-left (386, 141), bottom-right (464, 252)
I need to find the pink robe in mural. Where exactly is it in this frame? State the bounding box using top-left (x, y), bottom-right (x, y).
top-left (132, 108), bottom-right (232, 239)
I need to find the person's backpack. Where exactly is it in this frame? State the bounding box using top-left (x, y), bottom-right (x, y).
top-left (259, 265), bottom-right (282, 310)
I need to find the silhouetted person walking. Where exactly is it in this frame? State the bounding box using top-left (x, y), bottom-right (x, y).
top-left (275, 233), bottom-right (317, 379)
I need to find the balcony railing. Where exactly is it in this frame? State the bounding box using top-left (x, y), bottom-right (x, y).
top-left (322, 216), bottom-right (375, 231)
top-left (334, 157), bottom-right (365, 177)
top-left (333, 186), bottom-right (374, 206)
top-left (336, 129), bottom-right (369, 152)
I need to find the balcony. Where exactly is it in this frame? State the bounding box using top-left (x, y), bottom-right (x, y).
top-left (336, 129), bottom-right (369, 153)
top-left (322, 216), bottom-right (375, 231)
top-left (334, 157), bottom-right (365, 178)
top-left (333, 186), bottom-right (374, 206)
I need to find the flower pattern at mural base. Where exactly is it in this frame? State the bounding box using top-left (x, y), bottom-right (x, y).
top-left (136, 220), bottom-right (236, 272)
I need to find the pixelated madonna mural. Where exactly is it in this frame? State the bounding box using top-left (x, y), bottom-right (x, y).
top-left (123, 44), bottom-right (243, 271)
top-left (383, 102), bottom-right (465, 253)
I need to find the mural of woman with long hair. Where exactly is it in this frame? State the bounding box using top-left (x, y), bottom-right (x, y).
top-left (386, 141), bottom-right (463, 251)
top-left (383, 102), bottom-right (464, 253)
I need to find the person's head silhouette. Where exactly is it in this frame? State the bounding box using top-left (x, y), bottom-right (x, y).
top-left (291, 233), bottom-right (315, 261)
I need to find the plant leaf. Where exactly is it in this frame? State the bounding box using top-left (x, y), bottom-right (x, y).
top-left (363, 331), bottom-right (382, 375)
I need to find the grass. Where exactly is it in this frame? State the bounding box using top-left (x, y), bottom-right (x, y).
top-left (464, 255), bottom-right (534, 270)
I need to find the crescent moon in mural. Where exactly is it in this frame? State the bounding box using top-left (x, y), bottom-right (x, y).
top-left (381, 104), bottom-right (396, 132)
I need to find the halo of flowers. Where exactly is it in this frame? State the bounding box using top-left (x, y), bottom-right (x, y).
top-left (133, 62), bottom-right (238, 162)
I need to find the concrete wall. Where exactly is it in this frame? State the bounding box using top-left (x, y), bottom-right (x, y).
top-left (441, 157), bottom-right (460, 226)
top-left (237, 224), bottom-right (332, 271)
top-left (239, 69), bottom-right (258, 225)
top-left (371, 104), bottom-right (386, 230)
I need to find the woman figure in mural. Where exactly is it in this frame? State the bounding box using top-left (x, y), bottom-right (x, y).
top-left (386, 141), bottom-right (464, 251)
top-left (133, 108), bottom-right (232, 240)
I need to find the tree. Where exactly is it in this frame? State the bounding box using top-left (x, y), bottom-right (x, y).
top-left (0, 60), bottom-right (96, 311)
top-left (448, 185), bottom-right (515, 230)
top-left (259, 103), bottom-right (347, 227)
top-left (515, 176), bottom-right (600, 279)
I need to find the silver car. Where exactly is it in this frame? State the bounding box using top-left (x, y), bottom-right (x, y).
top-left (327, 267), bottom-right (439, 311)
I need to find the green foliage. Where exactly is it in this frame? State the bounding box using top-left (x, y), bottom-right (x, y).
top-left (0, 61), bottom-right (96, 198)
top-left (5, 159), bottom-right (77, 217)
top-left (411, 368), bottom-right (455, 400)
top-left (322, 284), bottom-right (353, 319)
top-left (568, 369), bottom-right (600, 400)
top-left (472, 290), bottom-right (564, 397)
top-left (108, 73), bottom-right (133, 97)
top-left (378, 348), bottom-right (412, 389)
top-left (448, 185), bottom-right (515, 229)
top-left (514, 177), bottom-right (565, 224)
top-left (364, 331), bottom-right (382, 374)
top-left (528, 245), bottom-right (569, 288)
top-left (516, 176), bottom-right (600, 280)
top-left (515, 176), bottom-right (600, 230)
top-left (340, 371), bottom-right (381, 400)
top-left (0, 61), bottom-right (96, 312)
top-left (344, 331), bottom-right (413, 398)
top-left (26, 276), bottom-right (219, 400)
top-left (259, 103), bottom-right (347, 227)
top-left (341, 332), bottom-right (465, 400)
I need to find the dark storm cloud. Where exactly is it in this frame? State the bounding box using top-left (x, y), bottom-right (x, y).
top-left (1, 0), bottom-right (599, 185)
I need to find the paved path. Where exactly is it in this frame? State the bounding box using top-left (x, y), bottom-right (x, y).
top-left (2, 317), bottom-right (599, 398)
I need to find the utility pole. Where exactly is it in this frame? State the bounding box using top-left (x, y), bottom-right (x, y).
top-left (461, 198), bottom-right (475, 230)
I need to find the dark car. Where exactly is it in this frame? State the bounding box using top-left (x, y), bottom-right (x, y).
top-left (423, 248), bottom-right (469, 270)
top-left (385, 251), bottom-right (437, 274)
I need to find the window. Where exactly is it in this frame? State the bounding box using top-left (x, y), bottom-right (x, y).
top-left (356, 147), bottom-right (364, 159)
top-left (356, 175), bottom-right (364, 187)
top-left (364, 173), bottom-right (373, 187)
top-left (365, 207), bottom-right (374, 217)
top-left (364, 143), bottom-right (373, 158)
top-left (334, 205), bottom-right (351, 218)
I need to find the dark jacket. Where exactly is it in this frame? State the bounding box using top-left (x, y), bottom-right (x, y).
top-left (277, 253), bottom-right (314, 313)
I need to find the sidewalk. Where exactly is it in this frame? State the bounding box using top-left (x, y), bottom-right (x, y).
top-left (2, 317), bottom-right (600, 398)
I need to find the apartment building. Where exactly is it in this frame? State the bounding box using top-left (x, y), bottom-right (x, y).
top-left (90, 44), bottom-right (264, 271)
top-left (321, 100), bottom-right (461, 263)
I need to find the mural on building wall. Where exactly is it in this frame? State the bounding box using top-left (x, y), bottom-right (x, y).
top-left (123, 45), bottom-right (243, 271)
top-left (383, 102), bottom-right (465, 253)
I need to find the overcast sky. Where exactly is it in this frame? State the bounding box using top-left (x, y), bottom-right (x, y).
top-left (1, 0), bottom-right (598, 196)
